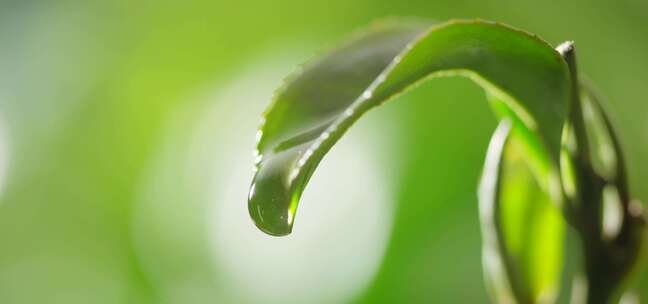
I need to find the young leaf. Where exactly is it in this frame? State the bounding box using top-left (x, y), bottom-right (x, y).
top-left (248, 19), bottom-right (572, 236)
top-left (479, 120), bottom-right (565, 304)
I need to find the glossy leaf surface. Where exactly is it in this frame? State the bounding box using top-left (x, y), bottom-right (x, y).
top-left (249, 20), bottom-right (572, 236)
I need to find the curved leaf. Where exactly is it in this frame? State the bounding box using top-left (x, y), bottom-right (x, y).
top-left (479, 120), bottom-right (565, 303)
top-left (248, 19), bottom-right (572, 236)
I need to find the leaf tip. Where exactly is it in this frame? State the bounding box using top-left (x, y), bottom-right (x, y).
top-left (556, 41), bottom-right (575, 57)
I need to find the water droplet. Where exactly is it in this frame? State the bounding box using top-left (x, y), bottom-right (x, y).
top-left (362, 90), bottom-right (372, 99)
top-left (255, 130), bottom-right (263, 143)
top-left (248, 144), bottom-right (309, 237)
top-left (248, 162), bottom-right (296, 236)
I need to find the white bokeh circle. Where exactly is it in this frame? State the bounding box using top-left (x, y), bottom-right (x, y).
top-left (203, 56), bottom-right (395, 303)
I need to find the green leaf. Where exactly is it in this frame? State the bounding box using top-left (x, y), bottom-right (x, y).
top-left (479, 120), bottom-right (565, 303)
top-left (580, 84), bottom-right (629, 202)
top-left (248, 19), bottom-right (572, 236)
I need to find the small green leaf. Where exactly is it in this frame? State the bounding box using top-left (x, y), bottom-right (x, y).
top-left (580, 84), bottom-right (629, 201)
top-left (248, 19), bottom-right (572, 236)
top-left (479, 120), bottom-right (565, 304)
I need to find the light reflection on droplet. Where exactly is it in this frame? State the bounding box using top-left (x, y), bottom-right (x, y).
top-left (255, 129), bottom-right (263, 143)
top-left (362, 90), bottom-right (373, 100)
top-left (254, 153), bottom-right (263, 165)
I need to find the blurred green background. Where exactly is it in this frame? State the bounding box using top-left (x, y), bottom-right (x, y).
top-left (0, 1), bottom-right (647, 303)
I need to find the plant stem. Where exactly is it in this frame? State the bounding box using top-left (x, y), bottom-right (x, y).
top-left (559, 42), bottom-right (645, 304)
